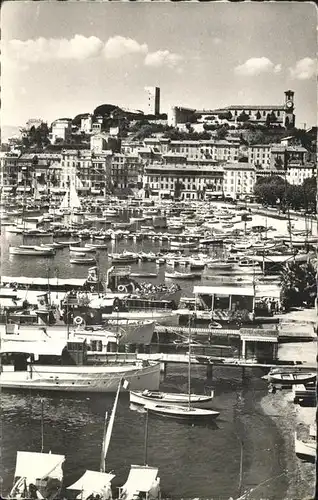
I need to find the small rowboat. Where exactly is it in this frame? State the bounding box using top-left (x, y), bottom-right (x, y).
top-left (70, 257), bottom-right (96, 265)
top-left (69, 245), bottom-right (96, 253)
top-left (165, 271), bottom-right (201, 280)
top-left (85, 243), bottom-right (108, 249)
top-left (263, 370), bottom-right (316, 385)
top-left (130, 389), bottom-right (214, 407)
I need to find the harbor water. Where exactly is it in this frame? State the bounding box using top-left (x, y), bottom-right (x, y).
top-left (0, 211), bottom-right (299, 498)
top-left (0, 365), bottom-right (287, 499)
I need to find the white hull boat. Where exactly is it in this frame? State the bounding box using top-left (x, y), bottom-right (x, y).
top-left (145, 403), bottom-right (219, 421)
top-left (208, 261), bottom-right (233, 270)
top-left (70, 257), bottom-right (96, 265)
top-left (295, 433), bottom-right (316, 463)
top-left (165, 271), bottom-right (201, 280)
top-left (69, 245), bottom-right (96, 253)
top-left (102, 310), bottom-right (179, 325)
top-left (263, 370), bottom-right (316, 385)
top-left (0, 362), bottom-right (160, 393)
top-left (9, 246), bottom-right (55, 256)
top-left (130, 389), bottom-right (214, 407)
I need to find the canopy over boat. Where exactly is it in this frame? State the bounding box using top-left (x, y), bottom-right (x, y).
top-left (120, 465), bottom-right (160, 500)
top-left (67, 470), bottom-right (115, 498)
top-left (0, 340), bottom-right (66, 356)
top-left (14, 451), bottom-right (65, 483)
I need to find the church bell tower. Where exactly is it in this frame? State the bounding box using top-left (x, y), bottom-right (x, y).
top-left (284, 90), bottom-right (295, 129)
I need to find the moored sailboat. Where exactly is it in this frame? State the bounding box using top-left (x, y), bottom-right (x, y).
top-left (144, 315), bottom-right (220, 422)
top-left (9, 400), bottom-right (65, 500)
top-left (67, 380), bottom-right (123, 500)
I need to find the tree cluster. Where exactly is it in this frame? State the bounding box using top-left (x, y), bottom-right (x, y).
top-left (280, 261), bottom-right (316, 311)
top-left (21, 123), bottom-right (50, 149)
top-left (254, 175), bottom-right (317, 212)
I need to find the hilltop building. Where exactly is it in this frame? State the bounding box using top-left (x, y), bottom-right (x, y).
top-left (196, 91), bottom-right (295, 129)
top-left (145, 87), bottom-right (160, 115)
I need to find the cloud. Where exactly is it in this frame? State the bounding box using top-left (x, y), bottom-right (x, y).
top-left (3, 34), bottom-right (183, 73)
top-left (234, 57), bottom-right (282, 76)
top-left (289, 58), bottom-right (316, 80)
top-left (103, 36), bottom-right (148, 59)
top-left (144, 50), bottom-right (183, 69)
top-left (6, 35), bottom-right (104, 64)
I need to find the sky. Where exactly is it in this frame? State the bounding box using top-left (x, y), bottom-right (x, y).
top-left (1, 2), bottom-right (317, 129)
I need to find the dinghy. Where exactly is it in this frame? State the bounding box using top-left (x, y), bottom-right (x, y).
top-left (130, 388), bottom-right (214, 407)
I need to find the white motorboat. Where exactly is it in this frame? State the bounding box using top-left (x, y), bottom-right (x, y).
top-left (0, 338), bottom-right (160, 392)
top-left (130, 389), bottom-right (214, 407)
top-left (110, 251), bottom-right (139, 264)
top-left (188, 259), bottom-right (206, 270)
top-left (9, 245), bottom-right (55, 256)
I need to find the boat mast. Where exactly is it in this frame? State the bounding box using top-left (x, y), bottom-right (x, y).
top-left (144, 408), bottom-right (149, 466)
top-left (100, 411), bottom-right (108, 473)
top-left (100, 379), bottom-right (121, 473)
top-left (41, 398), bottom-right (44, 453)
top-left (188, 314), bottom-right (192, 410)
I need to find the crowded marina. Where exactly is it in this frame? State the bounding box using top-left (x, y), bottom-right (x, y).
top-left (0, 192), bottom-right (317, 499)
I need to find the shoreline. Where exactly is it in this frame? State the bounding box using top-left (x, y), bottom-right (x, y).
top-left (259, 389), bottom-right (316, 500)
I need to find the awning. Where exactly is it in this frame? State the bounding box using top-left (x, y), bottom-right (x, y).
top-left (2, 187), bottom-right (13, 192)
top-left (121, 465), bottom-right (159, 494)
top-left (16, 187), bottom-right (31, 192)
top-left (67, 470), bottom-right (115, 491)
top-left (14, 451), bottom-right (65, 482)
top-left (194, 285), bottom-right (254, 296)
top-left (0, 340), bottom-right (66, 356)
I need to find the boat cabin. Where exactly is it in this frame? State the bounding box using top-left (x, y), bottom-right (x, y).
top-left (0, 339), bottom-right (89, 370)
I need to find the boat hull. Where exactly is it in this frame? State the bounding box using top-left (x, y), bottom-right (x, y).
top-left (130, 390), bottom-right (214, 407)
top-left (266, 372), bottom-right (316, 385)
top-left (145, 403), bottom-right (219, 421)
top-left (0, 362), bottom-right (160, 393)
top-left (102, 310), bottom-right (179, 325)
top-left (295, 438), bottom-right (316, 463)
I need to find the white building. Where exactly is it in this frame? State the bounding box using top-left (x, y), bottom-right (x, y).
top-left (223, 163), bottom-right (256, 200)
top-left (248, 144), bottom-right (271, 170)
top-left (50, 119), bottom-right (72, 144)
top-left (144, 162), bottom-right (224, 200)
top-left (80, 114), bottom-right (93, 134)
top-left (144, 87), bottom-right (160, 115)
top-left (90, 133), bottom-right (109, 153)
top-left (286, 163), bottom-right (316, 186)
